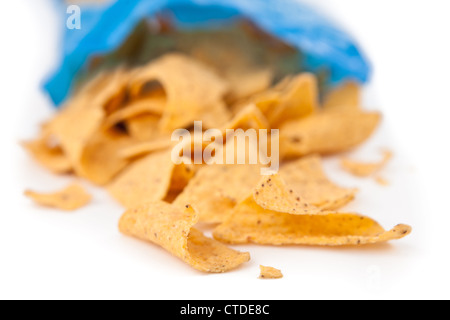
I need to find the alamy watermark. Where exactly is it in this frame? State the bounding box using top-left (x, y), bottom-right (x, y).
top-left (171, 121), bottom-right (280, 175)
top-left (66, 5), bottom-right (81, 30)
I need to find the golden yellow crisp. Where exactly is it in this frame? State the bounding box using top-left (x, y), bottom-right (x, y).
top-left (129, 53), bottom-right (231, 132)
top-left (252, 174), bottom-right (322, 215)
top-left (222, 104), bottom-right (270, 132)
top-left (119, 202), bottom-right (250, 273)
top-left (170, 162), bottom-right (197, 195)
top-left (102, 97), bottom-right (165, 130)
top-left (213, 175), bottom-right (412, 246)
top-left (237, 73), bottom-right (317, 127)
top-left (119, 138), bottom-right (173, 160)
top-left (259, 266), bottom-right (283, 279)
top-left (108, 150), bottom-right (193, 208)
top-left (225, 68), bottom-right (273, 103)
top-left (45, 70), bottom-right (132, 176)
top-left (280, 155), bottom-right (357, 210)
top-left (128, 76), bottom-right (167, 101)
top-left (267, 73), bottom-right (318, 126)
top-left (233, 89), bottom-right (279, 117)
top-left (100, 69), bottom-right (137, 115)
top-left (24, 183), bottom-right (91, 211)
top-left (280, 111), bottom-right (381, 159)
top-left (78, 128), bottom-right (136, 185)
top-left (125, 114), bottom-right (162, 142)
top-left (341, 150), bottom-right (393, 177)
top-left (173, 164), bottom-right (263, 224)
top-left (323, 81), bottom-right (361, 112)
top-left (44, 91), bottom-right (104, 175)
top-left (22, 135), bottom-right (72, 174)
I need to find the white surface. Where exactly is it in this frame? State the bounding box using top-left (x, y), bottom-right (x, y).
top-left (0, 0), bottom-right (449, 300)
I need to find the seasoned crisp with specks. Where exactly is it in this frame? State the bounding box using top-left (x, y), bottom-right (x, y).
top-left (213, 175), bottom-right (412, 246)
top-left (119, 202), bottom-right (250, 273)
top-left (280, 155), bottom-right (357, 210)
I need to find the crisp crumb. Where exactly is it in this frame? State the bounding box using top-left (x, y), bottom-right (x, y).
top-left (259, 265), bottom-right (283, 279)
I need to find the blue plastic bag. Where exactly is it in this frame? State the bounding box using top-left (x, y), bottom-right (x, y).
top-left (45, 0), bottom-right (370, 106)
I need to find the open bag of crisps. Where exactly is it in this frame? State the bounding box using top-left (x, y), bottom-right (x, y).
top-left (46, 0), bottom-right (371, 105)
top-left (24, 0), bottom-right (412, 274)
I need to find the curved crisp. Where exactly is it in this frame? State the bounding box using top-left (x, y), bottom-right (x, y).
top-left (129, 53), bottom-right (231, 132)
top-left (108, 151), bottom-right (193, 208)
top-left (213, 175), bottom-right (412, 246)
top-left (22, 135), bottom-right (72, 174)
top-left (280, 111), bottom-right (381, 159)
top-left (119, 202), bottom-right (250, 273)
top-left (24, 183), bottom-right (91, 211)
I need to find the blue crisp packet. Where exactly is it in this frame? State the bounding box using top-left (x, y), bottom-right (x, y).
top-left (45, 0), bottom-right (371, 106)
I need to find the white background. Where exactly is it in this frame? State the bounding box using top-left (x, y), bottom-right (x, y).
top-left (0, 0), bottom-right (449, 300)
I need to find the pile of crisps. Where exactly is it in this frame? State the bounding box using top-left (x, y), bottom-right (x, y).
top-left (24, 53), bottom-right (411, 274)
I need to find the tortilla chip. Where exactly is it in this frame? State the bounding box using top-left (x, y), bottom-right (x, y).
top-left (194, 100), bottom-right (231, 132)
top-left (22, 135), bottom-right (72, 174)
top-left (173, 164), bottom-right (262, 224)
top-left (45, 96), bottom-right (104, 175)
top-left (252, 174), bottom-right (322, 215)
top-left (323, 81), bottom-right (361, 112)
top-left (235, 73), bottom-right (317, 126)
top-left (129, 53), bottom-right (231, 132)
top-left (280, 111), bottom-right (381, 159)
top-left (119, 138), bottom-right (173, 160)
top-left (267, 73), bottom-right (318, 126)
top-left (259, 266), bottom-right (283, 279)
top-left (46, 71), bottom-right (132, 175)
top-left (108, 150), bottom-right (193, 208)
top-left (101, 69), bottom-right (136, 115)
top-left (126, 114), bottom-right (162, 141)
top-left (233, 90), bottom-right (280, 116)
top-left (102, 97), bottom-right (165, 130)
top-left (119, 202), bottom-right (250, 273)
top-left (341, 150), bottom-right (393, 177)
top-left (170, 162), bottom-right (196, 194)
top-left (213, 175), bottom-right (412, 246)
top-left (225, 68), bottom-right (274, 103)
top-left (24, 183), bottom-right (91, 211)
top-left (78, 128), bottom-right (136, 185)
top-left (280, 155), bottom-right (357, 210)
top-left (222, 104), bottom-right (270, 132)
top-left (128, 78), bottom-right (167, 101)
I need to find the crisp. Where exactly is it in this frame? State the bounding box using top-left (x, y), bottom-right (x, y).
top-left (119, 202), bottom-right (250, 273)
top-left (25, 183), bottom-right (91, 211)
